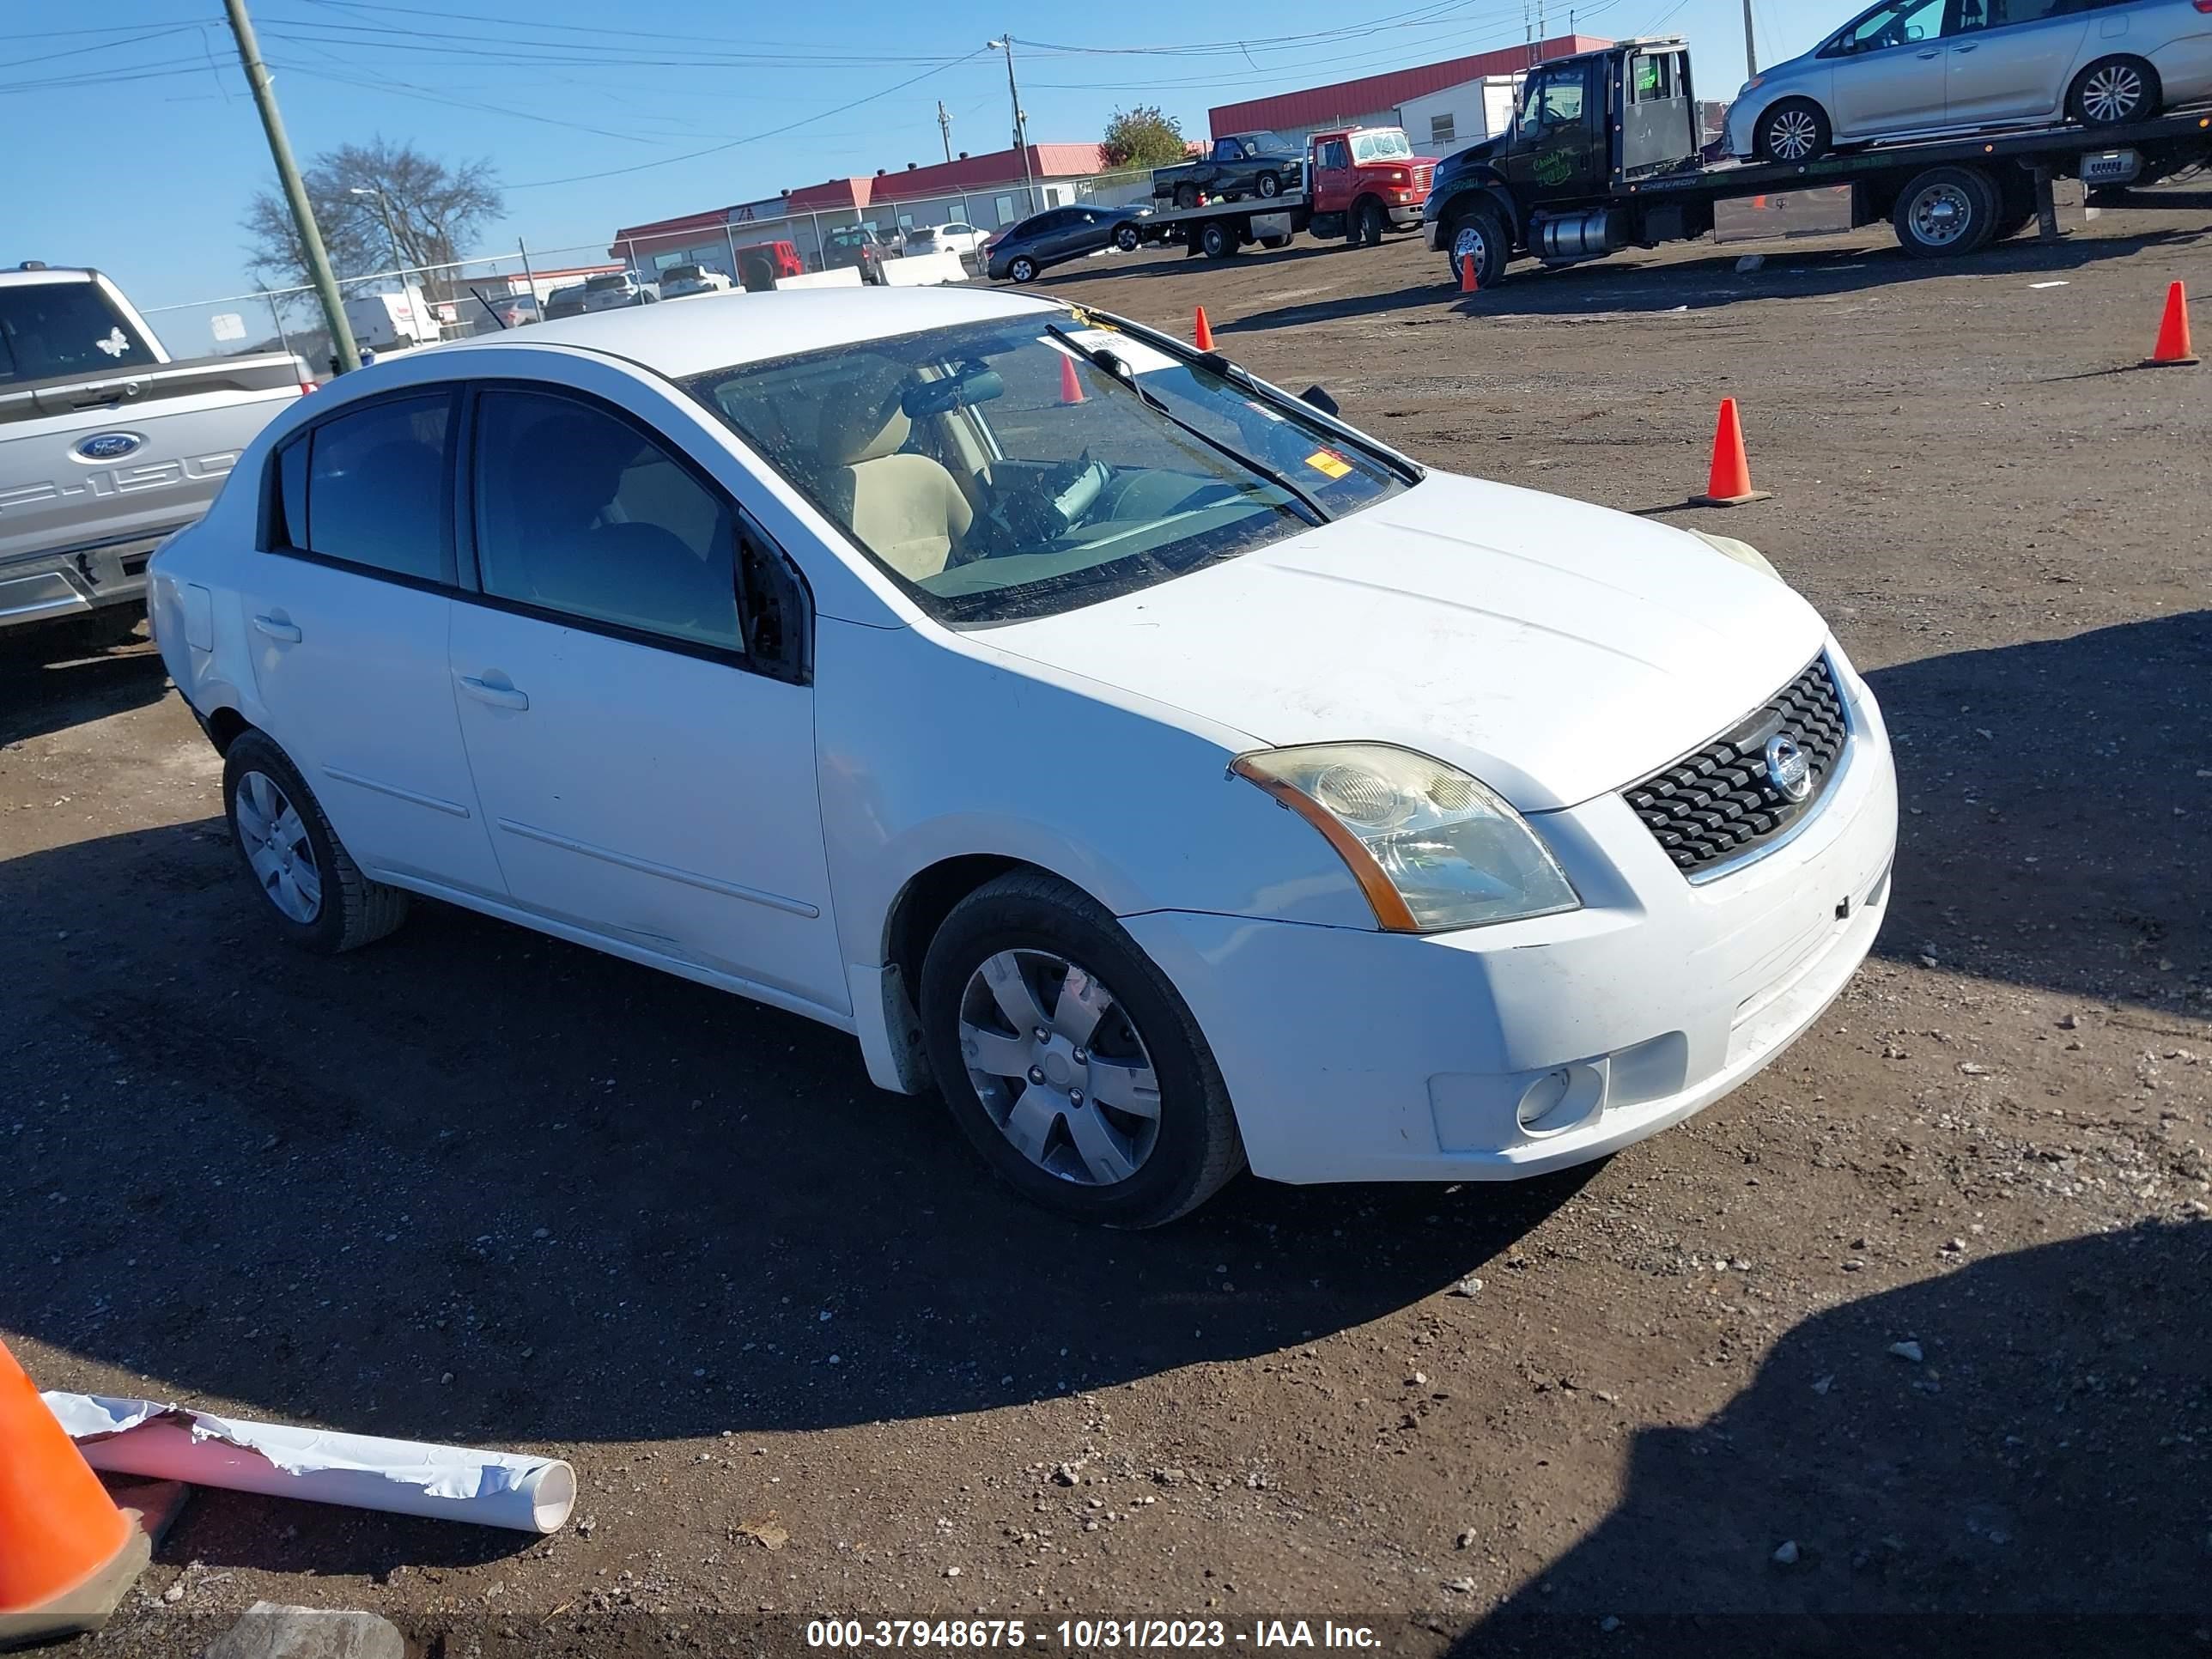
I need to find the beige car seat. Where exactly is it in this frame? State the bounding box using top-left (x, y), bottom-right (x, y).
top-left (817, 397), bottom-right (973, 580)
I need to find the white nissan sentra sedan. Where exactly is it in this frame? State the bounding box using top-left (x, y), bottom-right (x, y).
top-left (148, 288), bottom-right (1897, 1226)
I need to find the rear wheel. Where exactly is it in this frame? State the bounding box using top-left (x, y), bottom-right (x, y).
top-left (1891, 164), bottom-right (1998, 258)
top-left (1007, 254), bottom-right (1037, 283)
top-left (1754, 97), bottom-right (1832, 163)
top-left (1175, 183), bottom-right (1201, 210)
top-left (1199, 220), bottom-right (1239, 259)
top-left (1258, 233), bottom-right (1290, 249)
top-left (2069, 57), bottom-right (2159, 126)
top-left (222, 731), bottom-right (409, 954)
top-left (920, 871), bottom-right (1244, 1228)
top-left (1445, 203), bottom-right (1509, 288)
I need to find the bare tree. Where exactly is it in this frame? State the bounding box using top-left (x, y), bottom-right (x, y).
top-left (243, 137), bottom-right (502, 294)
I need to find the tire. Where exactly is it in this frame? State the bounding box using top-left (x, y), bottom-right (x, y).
top-left (1358, 198), bottom-right (1387, 247)
top-left (1754, 97), bottom-right (1832, 163)
top-left (1989, 209), bottom-right (2036, 243)
top-left (1007, 255), bottom-right (1037, 284)
top-left (1258, 233), bottom-right (1290, 249)
top-left (2069, 56), bottom-right (2160, 127)
top-left (1175, 183), bottom-right (1201, 210)
top-left (1255, 171), bottom-right (1281, 198)
top-left (1114, 223), bottom-right (1141, 252)
top-left (222, 730), bottom-right (409, 955)
top-left (1199, 220), bottom-right (1238, 259)
top-left (919, 870), bottom-right (1244, 1227)
top-left (1444, 202), bottom-right (1509, 288)
top-left (1890, 164), bottom-right (1998, 258)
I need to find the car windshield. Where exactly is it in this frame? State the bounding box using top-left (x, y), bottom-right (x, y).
top-left (829, 228), bottom-right (872, 248)
top-left (1352, 129), bottom-right (1415, 163)
top-left (686, 311), bottom-right (1407, 623)
top-left (586, 274), bottom-right (630, 290)
top-left (664, 264), bottom-right (703, 281)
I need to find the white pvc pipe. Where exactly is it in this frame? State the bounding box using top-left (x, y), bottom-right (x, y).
top-left (43, 1394), bottom-right (575, 1534)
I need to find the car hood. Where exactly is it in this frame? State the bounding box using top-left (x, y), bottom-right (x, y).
top-left (976, 472), bottom-right (1830, 812)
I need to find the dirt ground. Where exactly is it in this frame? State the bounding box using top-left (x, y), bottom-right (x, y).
top-left (4, 193), bottom-right (2208, 1659)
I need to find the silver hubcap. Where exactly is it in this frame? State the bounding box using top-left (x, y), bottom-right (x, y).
top-left (1909, 182), bottom-right (1973, 246)
top-left (1768, 109), bottom-right (1820, 160)
top-left (1451, 223), bottom-right (1488, 268)
top-left (234, 769), bottom-right (322, 923)
top-left (2081, 65), bottom-right (2142, 123)
top-left (957, 949), bottom-right (1162, 1187)
top-left (1259, 175), bottom-right (1278, 197)
top-left (1012, 258), bottom-right (1033, 280)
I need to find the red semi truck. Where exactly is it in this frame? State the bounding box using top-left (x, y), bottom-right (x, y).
top-left (1150, 125), bottom-right (1439, 258)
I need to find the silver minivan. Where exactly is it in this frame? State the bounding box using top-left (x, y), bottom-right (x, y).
top-left (1727, 0), bottom-right (2212, 160)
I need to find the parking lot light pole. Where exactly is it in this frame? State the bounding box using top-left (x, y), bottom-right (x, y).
top-left (222, 0), bottom-right (357, 373)
top-left (987, 36), bottom-right (1038, 216)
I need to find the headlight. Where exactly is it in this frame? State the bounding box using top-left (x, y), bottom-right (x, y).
top-left (1232, 743), bottom-right (1580, 933)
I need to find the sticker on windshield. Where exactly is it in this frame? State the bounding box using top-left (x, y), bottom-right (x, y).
top-left (1054, 326), bottom-right (1181, 375)
top-left (1304, 448), bottom-right (1353, 480)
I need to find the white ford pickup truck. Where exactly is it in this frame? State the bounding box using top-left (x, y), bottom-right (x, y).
top-left (1, 264), bottom-right (313, 636)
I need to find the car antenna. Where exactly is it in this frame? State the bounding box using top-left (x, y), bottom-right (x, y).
top-left (468, 285), bottom-right (509, 330)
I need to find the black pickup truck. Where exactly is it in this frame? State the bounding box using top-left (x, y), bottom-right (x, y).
top-left (1151, 134), bottom-right (1305, 210)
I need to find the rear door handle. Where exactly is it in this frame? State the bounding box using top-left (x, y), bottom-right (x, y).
top-left (252, 614), bottom-right (302, 643)
top-left (1950, 42), bottom-right (1977, 51)
top-left (457, 674), bottom-right (529, 711)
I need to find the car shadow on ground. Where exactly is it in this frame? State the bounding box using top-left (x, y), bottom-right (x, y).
top-left (1, 808), bottom-right (1593, 1483)
top-left (1453, 1220), bottom-right (2212, 1658)
top-left (1863, 611), bottom-right (2209, 1006)
top-left (0, 620), bottom-right (167, 750)
top-left (1212, 223), bottom-right (2209, 333)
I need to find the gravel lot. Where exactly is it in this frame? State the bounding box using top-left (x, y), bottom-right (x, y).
top-left (3, 192), bottom-right (2207, 1658)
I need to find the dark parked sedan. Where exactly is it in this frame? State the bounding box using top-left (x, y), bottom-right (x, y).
top-left (985, 204), bottom-right (1152, 283)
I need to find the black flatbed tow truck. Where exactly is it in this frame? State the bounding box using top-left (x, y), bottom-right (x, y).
top-left (1422, 35), bottom-right (2212, 285)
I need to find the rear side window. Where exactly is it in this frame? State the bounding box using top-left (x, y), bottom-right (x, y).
top-left (0, 281), bottom-right (160, 385)
top-left (269, 393), bottom-right (453, 583)
top-left (472, 388), bottom-right (741, 651)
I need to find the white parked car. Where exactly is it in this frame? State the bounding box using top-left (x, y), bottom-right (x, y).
top-left (657, 264), bottom-right (736, 299)
top-left (906, 222), bottom-right (990, 257)
top-left (148, 289), bottom-right (1897, 1226)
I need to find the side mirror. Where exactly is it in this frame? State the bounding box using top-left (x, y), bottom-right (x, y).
top-left (1300, 385), bottom-right (1340, 416)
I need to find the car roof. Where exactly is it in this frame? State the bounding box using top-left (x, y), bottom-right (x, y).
top-left (445, 284), bottom-right (1063, 377)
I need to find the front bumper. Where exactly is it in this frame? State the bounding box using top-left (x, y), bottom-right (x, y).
top-left (1386, 202), bottom-right (1425, 228)
top-left (0, 528), bottom-right (179, 629)
top-left (1723, 100), bottom-right (1761, 159)
top-left (1126, 647), bottom-right (1899, 1184)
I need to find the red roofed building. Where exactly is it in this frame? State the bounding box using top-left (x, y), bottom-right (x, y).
top-left (1208, 34), bottom-right (1611, 143)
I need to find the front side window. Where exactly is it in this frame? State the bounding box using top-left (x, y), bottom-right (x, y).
top-left (473, 388), bottom-right (739, 650)
top-left (283, 394), bottom-right (452, 582)
top-left (1352, 129), bottom-right (1415, 162)
top-left (1528, 65), bottom-right (1589, 126)
top-left (0, 281), bottom-right (160, 385)
top-left (1828, 0), bottom-right (1947, 51)
top-left (1318, 139), bottom-right (1351, 169)
top-left (686, 313), bottom-right (1407, 624)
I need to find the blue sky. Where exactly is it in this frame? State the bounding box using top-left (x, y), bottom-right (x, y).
top-left (8, 0), bottom-right (1838, 313)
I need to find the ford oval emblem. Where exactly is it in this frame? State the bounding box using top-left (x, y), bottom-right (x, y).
top-left (76, 431), bottom-right (143, 461)
top-left (1764, 734), bottom-right (1813, 803)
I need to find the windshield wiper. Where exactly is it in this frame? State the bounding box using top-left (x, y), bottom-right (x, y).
top-left (1043, 324), bottom-right (1330, 526)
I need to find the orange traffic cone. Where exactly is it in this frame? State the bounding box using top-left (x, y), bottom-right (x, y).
top-left (1194, 307), bottom-right (1215, 352)
top-left (1459, 253), bottom-right (1480, 295)
top-left (1058, 350), bottom-right (1085, 404)
top-left (0, 1340), bottom-right (151, 1647)
top-left (1690, 398), bottom-right (1771, 507)
top-left (2142, 280), bottom-right (2198, 367)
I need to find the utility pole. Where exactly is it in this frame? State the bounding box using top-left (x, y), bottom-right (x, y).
top-left (222, 0), bottom-right (357, 374)
top-left (987, 36), bottom-right (1037, 216)
top-left (1742, 0), bottom-right (1759, 77)
top-left (938, 100), bottom-right (954, 165)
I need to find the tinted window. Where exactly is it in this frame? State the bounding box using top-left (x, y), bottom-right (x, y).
top-left (269, 436), bottom-right (309, 550)
top-left (300, 394), bottom-right (451, 581)
top-left (0, 281), bottom-right (161, 385)
top-left (1833, 0), bottom-right (1945, 50)
top-left (1532, 66), bottom-right (1589, 125)
top-left (473, 389), bottom-right (738, 650)
top-left (1954, 0), bottom-right (2069, 27)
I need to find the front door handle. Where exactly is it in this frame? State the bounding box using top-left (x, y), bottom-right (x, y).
top-left (1917, 46), bottom-right (1942, 56)
top-left (252, 614), bottom-right (302, 643)
top-left (457, 674), bottom-right (529, 711)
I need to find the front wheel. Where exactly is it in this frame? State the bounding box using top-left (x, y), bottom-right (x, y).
top-left (1358, 198), bottom-right (1387, 247)
top-left (920, 871), bottom-right (1245, 1227)
top-left (1445, 204), bottom-right (1509, 289)
top-left (1007, 255), bottom-right (1037, 283)
top-left (222, 730), bottom-right (409, 954)
top-left (1114, 223), bottom-right (1141, 252)
top-left (1891, 164), bottom-right (1998, 258)
top-left (2069, 57), bottom-right (2160, 126)
top-left (1255, 172), bottom-right (1281, 198)
top-left (1755, 97), bottom-right (1832, 163)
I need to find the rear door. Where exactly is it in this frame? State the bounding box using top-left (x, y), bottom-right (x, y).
top-left (237, 387), bottom-right (508, 897)
top-left (1942, 0), bottom-right (2094, 123)
top-left (1825, 0), bottom-right (1951, 136)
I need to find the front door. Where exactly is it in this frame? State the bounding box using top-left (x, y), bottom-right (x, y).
top-left (239, 387), bottom-right (507, 896)
top-left (446, 385), bottom-right (847, 1015)
top-left (1826, 0), bottom-right (1951, 137)
top-left (1311, 137), bottom-right (1352, 213)
top-left (1504, 61), bottom-right (1601, 202)
top-left (1942, 0), bottom-right (2093, 124)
